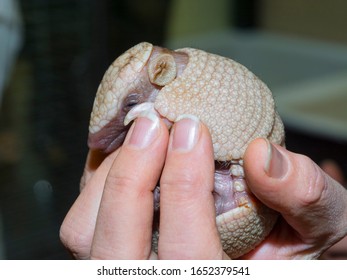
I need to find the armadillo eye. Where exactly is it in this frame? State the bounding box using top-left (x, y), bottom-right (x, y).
top-left (123, 93), bottom-right (140, 111)
top-left (126, 100), bottom-right (138, 108)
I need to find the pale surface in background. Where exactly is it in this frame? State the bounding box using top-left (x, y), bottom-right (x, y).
top-left (0, 0), bottom-right (23, 104)
top-left (261, 0), bottom-right (347, 45)
top-left (167, 0), bottom-right (231, 40)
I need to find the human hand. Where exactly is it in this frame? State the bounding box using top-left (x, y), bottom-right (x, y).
top-left (60, 114), bottom-right (347, 260)
top-left (320, 160), bottom-right (347, 259)
top-left (60, 114), bottom-right (227, 259)
top-left (241, 139), bottom-right (347, 259)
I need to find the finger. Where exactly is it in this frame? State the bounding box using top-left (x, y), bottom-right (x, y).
top-left (244, 138), bottom-right (347, 258)
top-left (91, 114), bottom-right (169, 259)
top-left (158, 116), bottom-right (225, 259)
top-left (80, 149), bottom-right (112, 192)
top-left (60, 149), bottom-right (120, 259)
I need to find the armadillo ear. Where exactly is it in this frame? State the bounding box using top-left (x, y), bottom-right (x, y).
top-left (148, 53), bottom-right (177, 86)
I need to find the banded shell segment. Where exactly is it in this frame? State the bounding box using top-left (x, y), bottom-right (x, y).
top-left (154, 48), bottom-right (280, 161)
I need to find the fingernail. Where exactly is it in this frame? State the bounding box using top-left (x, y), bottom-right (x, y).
top-left (126, 112), bottom-right (160, 149)
top-left (264, 139), bottom-right (288, 178)
top-left (171, 115), bottom-right (200, 152)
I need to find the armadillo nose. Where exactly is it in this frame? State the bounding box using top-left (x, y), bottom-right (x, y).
top-left (87, 126), bottom-right (128, 154)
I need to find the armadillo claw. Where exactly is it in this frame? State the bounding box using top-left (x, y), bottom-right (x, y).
top-left (123, 102), bottom-right (159, 126)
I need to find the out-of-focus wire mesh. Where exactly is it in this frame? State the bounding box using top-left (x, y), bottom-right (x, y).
top-left (0, 0), bottom-right (171, 259)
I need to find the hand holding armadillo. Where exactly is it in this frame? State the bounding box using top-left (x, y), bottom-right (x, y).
top-left (87, 42), bottom-right (285, 258)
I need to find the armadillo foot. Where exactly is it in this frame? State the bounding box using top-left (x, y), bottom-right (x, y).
top-left (214, 161), bottom-right (278, 259)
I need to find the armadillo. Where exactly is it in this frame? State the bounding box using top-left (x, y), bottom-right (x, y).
top-left (88, 42), bottom-right (285, 259)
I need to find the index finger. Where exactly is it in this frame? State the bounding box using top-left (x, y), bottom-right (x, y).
top-left (91, 115), bottom-right (169, 259)
top-left (80, 149), bottom-right (119, 192)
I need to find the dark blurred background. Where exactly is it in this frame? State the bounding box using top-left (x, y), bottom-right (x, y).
top-left (0, 0), bottom-right (346, 259)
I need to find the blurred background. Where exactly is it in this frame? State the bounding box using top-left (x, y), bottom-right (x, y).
top-left (0, 0), bottom-right (346, 259)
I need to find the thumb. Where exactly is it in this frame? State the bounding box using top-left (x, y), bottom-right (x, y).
top-left (244, 138), bottom-right (347, 251)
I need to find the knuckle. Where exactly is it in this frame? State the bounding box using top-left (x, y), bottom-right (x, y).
top-left (297, 155), bottom-right (326, 207)
top-left (105, 170), bottom-right (152, 199)
top-left (59, 222), bottom-right (91, 259)
top-left (160, 167), bottom-right (209, 199)
top-left (106, 171), bottom-right (134, 190)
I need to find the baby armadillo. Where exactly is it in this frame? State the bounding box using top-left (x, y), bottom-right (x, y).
top-left (88, 42), bottom-right (285, 259)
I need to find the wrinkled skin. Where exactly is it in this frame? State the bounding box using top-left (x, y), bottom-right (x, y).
top-left (87, 42), bottom-right (285, 258)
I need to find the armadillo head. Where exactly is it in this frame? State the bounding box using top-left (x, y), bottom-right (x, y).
top-left (88, 42), bottom-right (188, 153)
top-left (88, 42), bottom-right (284, 160)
